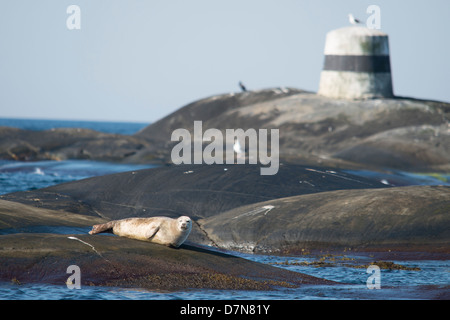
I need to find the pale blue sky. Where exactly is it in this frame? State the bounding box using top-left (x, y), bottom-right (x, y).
top-left (0, 0), bottom-right (449, 122)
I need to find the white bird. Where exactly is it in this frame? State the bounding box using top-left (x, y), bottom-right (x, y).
top-left (233, 138), bottom-right (243, 154)
top-left (348, 13), bottom-right (362, 25)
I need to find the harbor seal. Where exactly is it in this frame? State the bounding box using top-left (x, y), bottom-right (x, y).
top-left (89, 216), bottom-right (192, 248)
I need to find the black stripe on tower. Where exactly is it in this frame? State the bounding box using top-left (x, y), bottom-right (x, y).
top-left (323, 55), bottom-right (391, 73)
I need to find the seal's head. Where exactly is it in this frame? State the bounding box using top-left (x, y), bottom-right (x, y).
top-left (177, 216), bottom-right (192, 231)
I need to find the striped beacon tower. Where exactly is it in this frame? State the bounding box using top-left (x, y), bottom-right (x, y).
top-left (318, 26), bottom-right (394, 99)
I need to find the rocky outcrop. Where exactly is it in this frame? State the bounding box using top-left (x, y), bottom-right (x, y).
top-left (2, 164), bottom-right (448, 255)
top-left (0, 127), bottom-right (151, 162)
top-left (0, 199), bottom-right (335, 290)
top-left (132, 89), bottom-right (450, 171)
top-left (1, 88), bottom-right (449, 291)
top-left (1, 163), bottom-right (448, 290)
top-left (1, 164), bottom-right (387, 244)
top-left (1, 88), bottom-right (449, 171)
top-left (199, 185), bottom-right (450, 254)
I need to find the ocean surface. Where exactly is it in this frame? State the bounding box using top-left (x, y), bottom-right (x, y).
top-left (0, 118), bottom-right (449, 300)
top-left (0, 117), bottom-right (148, 135)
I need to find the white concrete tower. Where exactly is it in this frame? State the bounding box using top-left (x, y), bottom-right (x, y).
top-left (318, 26), bottom-right (394, 99)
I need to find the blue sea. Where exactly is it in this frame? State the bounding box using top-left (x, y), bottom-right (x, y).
top-left (0, 118), bottom-right (148, 135)
top-left (0, 118), bottom-right (449, 300)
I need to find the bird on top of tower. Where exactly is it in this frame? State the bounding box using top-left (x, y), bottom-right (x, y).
top-left (348, 13), bottom-right (362, 25)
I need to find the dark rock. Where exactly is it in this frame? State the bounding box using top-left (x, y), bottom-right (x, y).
top-left (334, 124), bottom-right (450, 171)
top-left (2, 88), bottom-right (449, 292)
top-left (0, 233), bottom-right (333, 290)
top-left (133, 88), bottom-right (305, 151)
top-left (1, 88), bottom-right (448, 171)
top-left (0, 126), bottom-right (150, 162)
top-left (0, 200), bottom-right (334, 290)
top-left (132, 89), bottom-right (450, 171)
top-left (0, 199), bottom-right (106, 230)
top-left (1, 164), bottom-right (388, 244)
top-left (199, 185), bottom-right (450, 254)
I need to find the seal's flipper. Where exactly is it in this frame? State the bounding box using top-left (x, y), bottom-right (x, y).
top-left (144, 223), bottom-right (160, 239)
top-left (89, 221), bottom-right (115, 235)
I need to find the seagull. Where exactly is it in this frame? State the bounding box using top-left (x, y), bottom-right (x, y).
top-left (233, 138), bottom-right (245, 163)
top-left (233, 138), bottom-right (243, 154)
top-left (348, 13), bottom-right (362, 25)
top-left (238, 81), bottom-right (247, 92)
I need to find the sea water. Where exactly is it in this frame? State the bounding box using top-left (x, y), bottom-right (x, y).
top-left (0, 118), bottom-right (448, 300)
top-left (0, 118), bottom-right (148, 135)
top-left (0, 159), bottom-right (156, 195)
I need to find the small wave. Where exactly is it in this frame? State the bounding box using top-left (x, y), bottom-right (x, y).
top-left (33, 168), bottom-right (45, 175)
